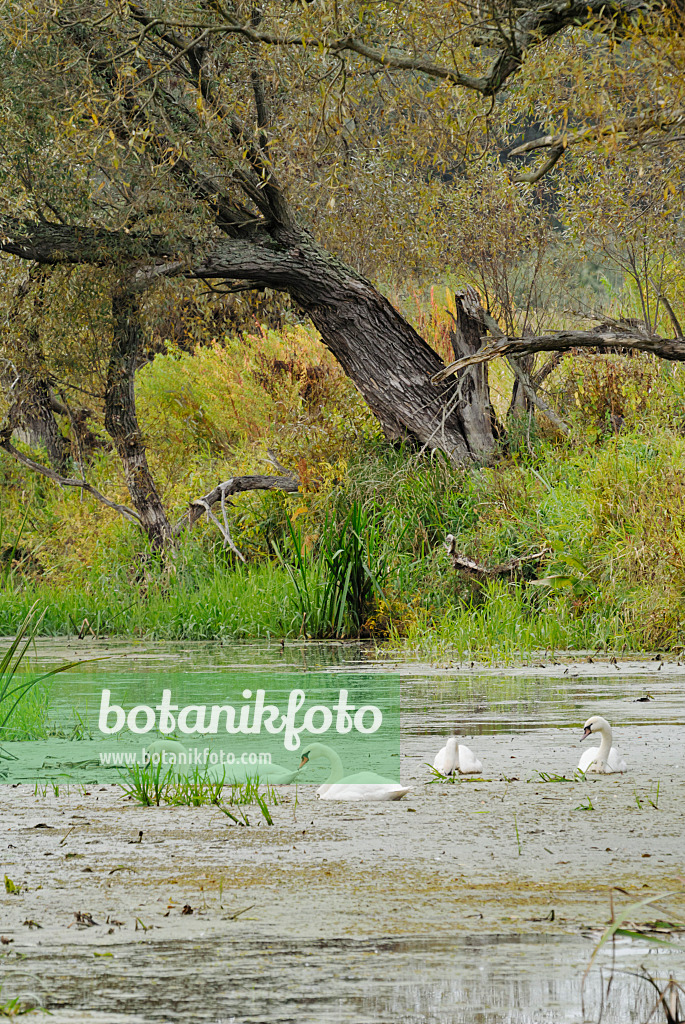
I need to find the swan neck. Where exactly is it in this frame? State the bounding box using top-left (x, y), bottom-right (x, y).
top-left (597, 727), bottom-right (612, 762)
top-left (317, 745), bottom-right (345, 783)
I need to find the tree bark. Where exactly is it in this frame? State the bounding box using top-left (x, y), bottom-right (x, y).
top-left (2, 266), bottom-right (70, 474)
top-left (447, 288), bottom-right (501, 458)
top-left (11, 375), bottom-right (70, 474)
top-left (105, 288), bottom-right (172, 547)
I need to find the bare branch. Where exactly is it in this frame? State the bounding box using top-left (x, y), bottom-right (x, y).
top-left (444, 534), bottom-right (548, 580)
top-left (432, 328), bottom-right (685, 381)
top-left (0, 437), bottom-right (142, 525)
top-left (174, 472), bottom-right (300, 536)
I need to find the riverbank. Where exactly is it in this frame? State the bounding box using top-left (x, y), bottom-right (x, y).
top-left (3, 334), bottom-right (685, 654)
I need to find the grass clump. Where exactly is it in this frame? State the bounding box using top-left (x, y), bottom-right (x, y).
top-left (1, 606), bottom-right (84, 754)
top-left (118, 763), bottom-right (278, 825)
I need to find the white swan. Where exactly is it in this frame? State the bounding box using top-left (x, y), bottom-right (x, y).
top-left (578, 716), bottom-right (628, 774)
top-left (299, 743), bottom-right (411, 801)
top-left (143, 739), bottom-right (301, 785)
top-left (433, 736), bottom-right (483, 775)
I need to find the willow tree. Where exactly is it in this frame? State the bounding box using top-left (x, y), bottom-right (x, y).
top-left (1, 0), bottom-right (684, 544)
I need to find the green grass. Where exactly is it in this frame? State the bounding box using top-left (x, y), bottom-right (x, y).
top-left (1, 606), bottom-right (86, 753)
top-left (118, 762), bottom-right (279, 824)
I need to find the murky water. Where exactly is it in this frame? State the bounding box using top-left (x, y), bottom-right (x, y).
top-left (3, 933), bottom-right (680, 1023)
top-left (2, 640), bottom-right (684, 1023)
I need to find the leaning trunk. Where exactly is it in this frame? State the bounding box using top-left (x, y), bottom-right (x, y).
top-left (105, 288), bottom-right (172, 547)
top-left (200, 233), bottom-right (499, 462)
top-left (302, 282), bottom-right (472, 461)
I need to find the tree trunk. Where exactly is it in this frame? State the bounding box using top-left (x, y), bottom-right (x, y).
top-left (2, 219), bottom-right (507, 463)
top-left (507, 354), bottom-right (536, 419)
top-left (105, 288), bottom-right (172, 547)
top-left (197, 234), bottom-right (498, 462)
top-left (301, 282), bottom-right (472, 461)
top-left (12, 375), bottom-right (70, 474)
top-left (447, 287), bottom-right (501, 457)
top-left (4, 267), bottom-right (70, 474)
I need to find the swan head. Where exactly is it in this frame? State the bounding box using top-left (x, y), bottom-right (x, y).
top-left (580, 716), bottom-right (612, 742)
top-left (298, 742), bottom-right (332, 769)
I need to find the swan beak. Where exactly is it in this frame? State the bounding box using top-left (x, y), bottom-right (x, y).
top-left (299, 754), bottom-right (309, 768)
top-left (580, 726), bottom-right (592, 742)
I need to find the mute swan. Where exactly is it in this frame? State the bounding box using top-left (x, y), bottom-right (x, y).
top-left (144, 739), bottom-right (301, 785)
top-left (433, 736), bottom-right (483, 775)
top-left (578, 716), bottom-right (628, 774)
top-left (299, 743), bottom-right (411, 801)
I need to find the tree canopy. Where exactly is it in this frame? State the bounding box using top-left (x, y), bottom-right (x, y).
top-left (1, 0), bottom-right (684, 543)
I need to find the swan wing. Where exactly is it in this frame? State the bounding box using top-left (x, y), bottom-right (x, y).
top-left (607, 747), bottom-right (628, 773)
top-left (318, 782), bottom-right (412, 801)
top-left (578, 746), bottom-right (600, 773)
top-left (433, 746), bottom-right (449, 773)
top-left (457, 744), bottom-right (483, 774)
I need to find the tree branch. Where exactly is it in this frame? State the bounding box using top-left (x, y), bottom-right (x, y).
top-left (509, 105), bottom-right (685, 180)
top-left (444, 534), bottom-right (548, 580)
top-left (174, 472), bottom-right (300, 537)
top-left (0, 437), bottom-right (142, 525)
top-left (197, 0), bottom-right (667, 100)
top-left (126, 1), bottom-right (296, 230)
top-left (432, 328), bottom-right (685, 381)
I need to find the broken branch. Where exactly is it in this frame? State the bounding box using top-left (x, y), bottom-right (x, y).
top-left (174, 471), bottom-right (300, 545)
top-left (445, 534), bottom-right (547, 580)
top-left (431, 328), bottom-right (685, 381)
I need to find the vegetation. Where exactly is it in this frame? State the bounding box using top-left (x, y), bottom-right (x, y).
top-left (0, 606), bottom-right (83, 753)
top-left (0, 2), bottom-right (684, 655)
top-left (119, 762), bottom-right (279, 824)
top-left (2, 299), bottom-right (685, 653)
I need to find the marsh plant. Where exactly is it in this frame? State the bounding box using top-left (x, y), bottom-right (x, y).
top-left (276, 501), bottom-right (387, 638)
top-left (584, 889), bottom-right (685, 1024)
top-left (0, 605), bottom-right (82, 755)
top-left (118, 762), bottom-right (278, 824)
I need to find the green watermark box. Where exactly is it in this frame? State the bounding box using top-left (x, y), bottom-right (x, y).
top-left (1, 663), bottom-right (400, 786)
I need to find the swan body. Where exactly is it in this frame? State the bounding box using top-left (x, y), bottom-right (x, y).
top-left (578, 716), bottom-right (627, 774)
top-left (433, 736), bottom-right (483, 775)
top-left (143, 739), bottom-right (301, 784)
top-left (299, 743), bottom-right (411, 801)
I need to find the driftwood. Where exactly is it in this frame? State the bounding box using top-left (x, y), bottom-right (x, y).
top-left (445, 534), bottom-right (547, 581)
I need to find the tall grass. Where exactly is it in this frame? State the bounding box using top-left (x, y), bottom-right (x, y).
top-left (275, 502), bottom-right (387, 638)
top-left (0, 605), bottom-right (83, 750)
